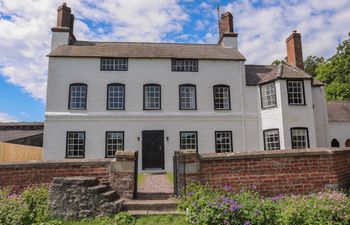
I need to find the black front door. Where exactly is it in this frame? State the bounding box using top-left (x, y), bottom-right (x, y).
top-left (142, 130), bottom-right (164, 170)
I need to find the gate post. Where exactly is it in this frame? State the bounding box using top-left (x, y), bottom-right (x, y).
top-left (173, 150), bottom-right (200, 196)
top-left (110, 150), bottom-right (138, 199)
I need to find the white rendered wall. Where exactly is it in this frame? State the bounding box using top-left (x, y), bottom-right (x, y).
top-left (44, 57), bottom-right (260, 171)
top-left (259, 81), bottom-right (286, 149)
top-left (279, 79), bottom-right (317, 149)
top-left (51, 32), bottom-right (69, 50)
top-left (328, 122), bottom-right (350, 147)
top-left (312, 86), bottom-right (329, 147)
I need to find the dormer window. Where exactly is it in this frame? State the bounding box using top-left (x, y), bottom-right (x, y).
top-left (172, 59), bottom-right (198, 72)
top-left (101, 58), bottom-right (128, 71)
top-left (287, 80), bottom-right (305, 105)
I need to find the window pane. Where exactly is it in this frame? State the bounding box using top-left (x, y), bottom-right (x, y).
top-left (264, 129), bottom-right (280, 150)
top-left (215, 131), bottom-right (232, 153)
top-left (144, 85), bottom-right (161, 109)
top-left (261, 82), bottom-right (277, 108)
top-left (101, 58), bottom-right (128, 71)
top-left (180, 132), bottom-right (197, 151)
top-left (66, 132), bottom-right (85, 158)
top-left (291, 128), bottom-right (308, 149)
top-left (106, 132), bottom-right (124, 157)
top-left (172, 59), bottom-right (198, 72)
top-left (108, 84), bottom-right (124, 109)
top-left (69, 84), bottom-right (87, 109)
top-left (179, 85), bottom-right (196, 109)
top-left (287, 81), bottom-right (304, 105)
top-left (214, 86), bottom-right (230, 109)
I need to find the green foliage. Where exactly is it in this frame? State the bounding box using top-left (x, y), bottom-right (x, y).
top-left (0, 186), bottom-right (51, 225)
top-left (179, 183), bottom-right (350, 225)
top-left (316, 34), bottom-right (350, 100)
top-left (113, 212), bottom-right (136, 225)
top-left (135, 215), bottom-right (190, 225)
top-left (304, 55), bottom-right (325, 77)
top-left (271, 56), bottom-right (288, 65)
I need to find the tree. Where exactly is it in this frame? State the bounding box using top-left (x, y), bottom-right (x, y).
top-left (316, 33), bottom-right (350, 100)
top-left (304, 55), bottom-right (324, 77)
top-left (271, 57), bottom-right (288, 65)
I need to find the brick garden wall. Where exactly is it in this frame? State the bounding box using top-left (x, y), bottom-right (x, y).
top-left (0, 159), bottom-right (112, 193)
top-left (176, 148), bottom-right (350, 196)
top-left (0, 151), bottom-right (137, 198)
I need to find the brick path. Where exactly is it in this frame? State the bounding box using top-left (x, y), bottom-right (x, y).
top-left (138, 173), bottom-right (173, 193)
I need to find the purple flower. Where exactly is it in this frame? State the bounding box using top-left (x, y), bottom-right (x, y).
top-left (271, 194), bottom-right (284, 202)
top-left (229, 204), bottom-right (240, 211)
top-left (244, 221), bottom-right (251, 225)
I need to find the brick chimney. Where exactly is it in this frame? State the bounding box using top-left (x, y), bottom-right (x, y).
top-left (51, 3), bottom-right (75, 50)
top-left (286, 31), bottom-right (304, 70)
top-left (218, 12), bottom-right (238, 49)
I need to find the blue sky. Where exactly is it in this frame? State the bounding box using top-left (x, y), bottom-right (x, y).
top-left (0, 0), bottom-right (349, 122)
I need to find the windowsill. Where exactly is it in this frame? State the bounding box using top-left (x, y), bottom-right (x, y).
top-left (261, 105), bottom-right (277, 110)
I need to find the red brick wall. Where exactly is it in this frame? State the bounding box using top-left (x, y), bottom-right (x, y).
top-left (0, 160), bottom-right (112, 193)
top-left (178, 149), bottom-right (350, 196)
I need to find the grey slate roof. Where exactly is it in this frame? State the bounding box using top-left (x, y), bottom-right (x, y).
top-left (0, 130), bottom-right (43, 142)
top-left (48, 41), bottom-right (246, 60)
top-left (327, 101), bottom-right (350, 122)
top-left (245, 64), bottom-right (323, 86)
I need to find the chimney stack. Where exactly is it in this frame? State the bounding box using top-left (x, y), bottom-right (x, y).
top-left (286, 31), bottom-right (304, 70)
top-left (218, 12), bottom-right (238, 49)
top-left (51, 3), bottom-right (75, 50)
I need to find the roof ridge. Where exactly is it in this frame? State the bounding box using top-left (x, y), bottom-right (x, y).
top-left (73, 40), bottom-right (221, 46)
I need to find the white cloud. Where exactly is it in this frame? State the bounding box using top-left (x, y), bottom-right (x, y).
top-left (0, 112), bottom-right (17, 122)
top-left (224, 0), bottom-right (350, 64)
top-left (0, 0), bottom-right (188, 101)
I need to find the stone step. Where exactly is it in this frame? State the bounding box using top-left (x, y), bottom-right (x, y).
top-left (88, 184), bottom-right (108, 193)
top-left (128, 210), bottom-right (185, 216)
top-left (123, 199), bottom-right (179, 211)
top-left (137, 192), bottom-right (174, 200)
top-left (102, 190), bottom-right (119, 202)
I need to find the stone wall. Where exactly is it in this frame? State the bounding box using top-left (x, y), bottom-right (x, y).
top-left (175, 148), bottom-right (350, 196)
top-left (49, 177), bottom-right (123, 219)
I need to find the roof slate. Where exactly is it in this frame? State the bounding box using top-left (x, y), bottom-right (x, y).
top-left (0, 130), bottom-right (43, 142)
top-left (245, 64), bottom-right (323, 86)
top-left (327, 101), bottom-right (350, 122)
top-left (48, 41), bottom-right (246, 60)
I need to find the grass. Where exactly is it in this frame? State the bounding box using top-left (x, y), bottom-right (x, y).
top-left (137, 173), bottom-right (144, 186)
top-left (166, 172), bottom-right (174, 184)
top-left (56, 215), bottom-right (189, 225)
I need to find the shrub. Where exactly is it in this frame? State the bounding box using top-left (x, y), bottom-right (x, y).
top-left (0, 186), bottom-right (50, 225)
top-left (113, 212), bottom-right (135, 225)
top-left (179, 183), bottom-right (350, 225)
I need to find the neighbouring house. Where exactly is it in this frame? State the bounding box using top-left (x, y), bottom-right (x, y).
top-left (0, 122), bottom-right (44, 147)
top-left (43, 3), bottom-right (350, 171)
top-left (327, 101), bottom-right (350, 147)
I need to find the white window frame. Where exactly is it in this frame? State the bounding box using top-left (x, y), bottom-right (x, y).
top-left (180, 131), bottom-right (198, 152)
top-left (263, 129), bottom-right (280, 150)
top-left (101, 58), bottom-right (128, 71)
top-left (69, 84), bottom-right (87, 110)
top-left (105, 131), bottom-right (124, 158)
top-left (172, 59), bottom-right (198, 72)
top-left (179, 85), bottom-right (196, 110)
top-left (215, 131), bottom-right (233, 153)
top-left (287, 80), bottom-right (305, 105)
top-left (291, 128), bottom-right (309, 149)
top-left (213, 85), bottom-right (231, 110)
top-left (107, 84), bottom-right (125, 110)
top-left (260, 82), bottom-right (277, 109)
top-left (144, 84), bottom-right (161, 110)
top-left (66, 132), bottom-right (85, 158)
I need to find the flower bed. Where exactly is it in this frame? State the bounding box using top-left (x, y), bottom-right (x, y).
top-left (179, 183), bottom-right (350, 225)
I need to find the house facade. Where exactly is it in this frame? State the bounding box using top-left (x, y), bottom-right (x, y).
top-left (43, 4), bottom-right (350, 171)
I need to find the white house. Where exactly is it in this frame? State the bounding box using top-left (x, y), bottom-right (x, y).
top-left (44, 4), bottom-right (350, 171)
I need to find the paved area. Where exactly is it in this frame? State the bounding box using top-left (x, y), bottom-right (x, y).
top-left (138, 173), bottom-right (173, 193)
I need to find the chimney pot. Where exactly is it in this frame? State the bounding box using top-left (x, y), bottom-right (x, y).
top-left (286, 31), bottom-right (304, 70)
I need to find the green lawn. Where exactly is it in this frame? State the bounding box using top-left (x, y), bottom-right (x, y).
top-left (137, 173), bottom-right (144, 186)
top-left (57, 215), bottom-right (189, 225)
